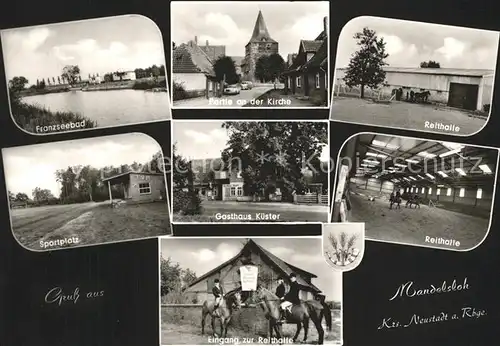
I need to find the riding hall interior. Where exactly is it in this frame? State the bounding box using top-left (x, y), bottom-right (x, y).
top-left (333, 133), bottom-right (498, 250)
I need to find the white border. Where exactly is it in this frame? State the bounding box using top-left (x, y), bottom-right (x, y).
top-left (329, 131), bottom-right (500, 252)
top-left (170, 119), bottom-right (330, 227)
top-left (0, 14), bottom-right (172, 136)
top-left (1, 132), bottom-right (173, 252)
top-left (169, 1), bottom-right (331, 110)
top-left (158, 235), bottom-right (343, 346)
top-left (329, 15), bottom-right (500, 137)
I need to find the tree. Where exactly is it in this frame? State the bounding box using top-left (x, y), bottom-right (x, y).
top-left (8, 76), bottom-right (29, 92)
top-left (15, 192), bottom-right (29, 202)
top-left (220, 122), bottom-right (328, 201)
top-left (173, 42), bottom-right (176, 51)
top-left (32, 187), bottom-right (54, 203)
top-left (181, 268), bottom-right (197, 290)
top-left (8, 191), bottom-right (15, 202)
top-left (420, 60), bottom-right (441, 68)
top-left (213, 56), bottom-right (239, 85)
top-left (343, 27), bottom-right (389, 98)
top-left (160, 256), bottom-right (182, 296)
top-left (172, 144), bottom-right (189, 188)
top-left (61, 65), bottom-right (81, 85)
top-left (255, 54), bottom-right (285, 83)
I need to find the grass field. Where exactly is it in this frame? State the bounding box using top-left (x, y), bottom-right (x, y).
top-left (161, 306), bottom-right (341, 345)
top-left (11, 201), bottom-right (171, 250)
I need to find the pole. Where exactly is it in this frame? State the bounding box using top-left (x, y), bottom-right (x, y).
top-left (108, 181), bottom-right (113, 205)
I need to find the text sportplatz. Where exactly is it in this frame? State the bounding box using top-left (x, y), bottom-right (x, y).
top-left (40, 236), bottom-right (80, 249)
top-left (377, 306), bottom-right (487, 330)
top-left (208, 336), bottom-right (294, 344)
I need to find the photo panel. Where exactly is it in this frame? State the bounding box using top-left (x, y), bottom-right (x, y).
top-left (332, 132), bottom-right (499, 251)
top-left (170, 1), bottom-right (330, 110)
top-left (1, 14), bottom-right (171, 135)
top-left (159, 236), bottom-right (342, 345)
top-left (172, 120), bottom-right (330, 223)
top-left (330, 16), bottom-right (500, 136)
top-left (2, 133), bottom-right (171, 251)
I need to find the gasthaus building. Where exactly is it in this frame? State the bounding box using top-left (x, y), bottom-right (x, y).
top-left (335, 67), bottom-right (494, 111)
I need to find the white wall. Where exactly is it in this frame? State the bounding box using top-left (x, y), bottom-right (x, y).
top-left (173, 73), bottom-right (206, 91)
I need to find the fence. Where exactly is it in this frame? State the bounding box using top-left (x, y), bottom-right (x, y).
top-left (333, 84), bottom-right (392, 100)
top-left (294, 194), bottom-right (328, 205)
top-left (161, 303), bottom-right (341, 336)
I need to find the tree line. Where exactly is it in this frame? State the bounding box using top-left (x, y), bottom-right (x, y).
top-left (161, 256), bottom-right (198, 303)
top-left (8, 151), bottom-right (163, 207)
top-left (8, 64), bottom-right (166, 92)
top-left (342, 27), bottom-right (441, 98)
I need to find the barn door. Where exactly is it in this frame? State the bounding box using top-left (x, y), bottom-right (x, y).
top-left (448, 83), bottom-right (479, 110)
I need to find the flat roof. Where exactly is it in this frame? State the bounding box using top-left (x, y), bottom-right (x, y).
top-left (337, 66), bottom-right (494, 77)
top-left (102, 171), bottom-right (164, 182)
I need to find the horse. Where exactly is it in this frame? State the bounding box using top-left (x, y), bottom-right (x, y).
top-left (201, 287), bottom-right (242, 338)
top-left (254, 285), bottom-right (332, 345)
top-left (389, 193), bottom-right (401, 209)
top-left (406, 195), bottom-right (421, 209)
top-left (414, 91), bottom-right (431, 103)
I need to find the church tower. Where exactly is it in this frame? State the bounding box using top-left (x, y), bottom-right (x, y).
top-left (242, 11), bottom-right (279, 82)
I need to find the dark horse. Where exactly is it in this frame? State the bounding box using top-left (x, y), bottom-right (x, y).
top-left (255, 285), bottom-right (332, 345)
top-left (414, 91), bottom-right (431, 103)
top-left (406, 194), bottom-right (421, 209)
top-left (201, 288), bottom-right (242, 337)
top-left (389, 192), bottom-right (401, 209)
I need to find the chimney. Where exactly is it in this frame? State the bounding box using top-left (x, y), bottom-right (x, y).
top-left (194, 36), bottom-right (198, 45)
top-left (323, 16), bottom-right (328, 36)
top-left (206, 40), bottom-right (209, 47)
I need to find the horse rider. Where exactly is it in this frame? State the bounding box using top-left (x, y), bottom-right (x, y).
top-left (280, 273), bottom-right (301, 319)
top-left (275, 276), bottom-right (286, 318)
top-left (213, 279), bottom-right (224, 310)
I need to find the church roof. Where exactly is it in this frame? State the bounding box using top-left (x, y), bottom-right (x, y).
top-left (247, 10), bottom-right (277, 44)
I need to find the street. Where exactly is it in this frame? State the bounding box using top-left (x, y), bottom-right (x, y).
top-left (173, 87), bottom-right (272, 107)
top-left (174, 200), bottom-right (329, 222)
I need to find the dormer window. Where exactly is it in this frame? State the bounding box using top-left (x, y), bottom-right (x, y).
top-left (237, 171), bottom-right (242, 179)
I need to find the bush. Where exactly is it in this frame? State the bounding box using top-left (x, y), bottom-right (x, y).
top-left (483, 104), bottom-right (491, 113)
top-left (310, 89), bottom-right (326, 106)
top-left (10, 96), bottom-right (96, 133)
top-left (173, 189), bottom-right (202, 215)
top-left (173, 81), bottom-right (188, 101)
top-left (132, 77), bottom-right (166, 90)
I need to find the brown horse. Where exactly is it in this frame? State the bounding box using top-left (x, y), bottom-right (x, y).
top-left (254, 285), bottom-right (332, 344)
top-left (201, 288), bottom-right (242, 338)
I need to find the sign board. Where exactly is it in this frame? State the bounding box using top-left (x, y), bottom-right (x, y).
top-left (239, 265), bottom-right (258, 291)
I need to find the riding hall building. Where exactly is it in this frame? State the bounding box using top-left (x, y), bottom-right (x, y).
top-left (183, 239), bottom-right (322, 304)
top-left (335, 67), bottom-right (494, 111)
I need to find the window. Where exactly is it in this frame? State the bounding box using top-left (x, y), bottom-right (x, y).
top-left (237, 186), bottom-right (243, 196)
top-left (447, 188), bottom-right (452, 196)
top-left (296, 76), bottom-right (301, 87)
top-left (138, 182), bottom-right (151, 195)
top-left (236, 171), bottom-right (242, 179)
top-left (437, 188), bottom-right (441, 195)
top-left (421, 187), bottom-right (425, 193)
top-left (476, 188), bottom-right (483, 199)
top-left (406, 188), bottom-right (409, 192)
top-left (230, 186), bottom-right (236, 196)
top-left (315, 73), bottom-right (320, 88)
top-left (410, 188), bottom-right (413, 192)
top-left (459, 188), bottom-right (465, 197)
top-left (428, 187), bottom-right (432, 194)
top-left (213, 189), bottom-right (218, 196)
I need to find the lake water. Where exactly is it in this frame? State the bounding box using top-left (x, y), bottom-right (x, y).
top-left (22, 89), bottom-right (171, 127)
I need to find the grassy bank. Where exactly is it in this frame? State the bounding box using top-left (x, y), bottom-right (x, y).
top-left (133, 77), bottom-right (167, 90)
top-left (10, 96), bottom-right (96, 133)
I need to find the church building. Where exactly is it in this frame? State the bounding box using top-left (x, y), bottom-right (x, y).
top-left (241, 11), bottom-right (279, 82)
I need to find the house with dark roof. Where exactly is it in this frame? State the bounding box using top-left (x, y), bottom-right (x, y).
top-left (184, 239), bottom-right (322, 303)
top-left (172, 38), bottom-right (220, 99)
top-left (283, 17), bottom-right (329, 105)
top-left (241, 11), bottom-right (279, 82)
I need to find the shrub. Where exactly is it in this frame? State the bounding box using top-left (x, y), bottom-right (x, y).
top-left (173, 81), bottom-right (188, 101)
top-left (310, 89), bottom-right (326, 106)
top-left (483, 104), bottom-right (491, 113)
top-left (173, 189), bottom-right (202, 215)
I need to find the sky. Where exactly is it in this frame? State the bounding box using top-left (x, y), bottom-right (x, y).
top-left (335, 16), bottom-right (499, 69)
top-left (160, 237), bottom-right (342, 301)
top-left (171, 1), bottom-right (329, 58)
top-left (2, 133), bottom-right (162, 197)
top-left (173, 121), bottom-right (329, 161)
top-left (1, 15), bottom-right (166, 85)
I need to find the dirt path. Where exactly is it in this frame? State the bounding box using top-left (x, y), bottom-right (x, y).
top-left (349, 193), bottom-right (489, 249)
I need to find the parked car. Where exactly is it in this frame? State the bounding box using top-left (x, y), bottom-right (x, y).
top-left (241, 81), bottom-right (253, 90)
top-left (223, 84), bottom-right (240, 95)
